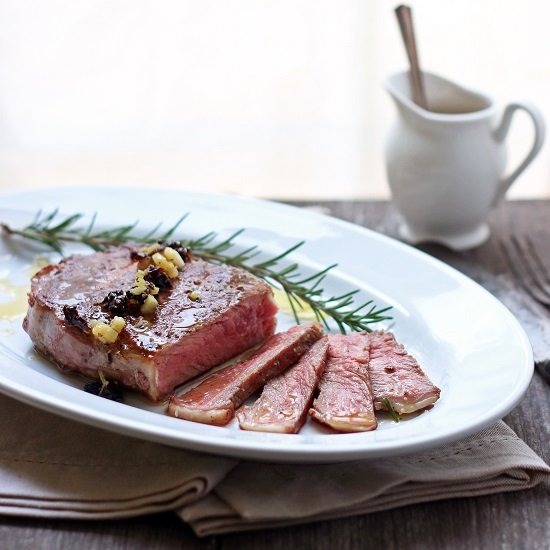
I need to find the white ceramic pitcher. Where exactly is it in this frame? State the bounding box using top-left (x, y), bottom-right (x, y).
top-left (384, 71), bottom-right (545, 250)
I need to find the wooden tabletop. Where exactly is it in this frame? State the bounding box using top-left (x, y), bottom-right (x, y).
top-left (1, 199), bottom-right (548, 550)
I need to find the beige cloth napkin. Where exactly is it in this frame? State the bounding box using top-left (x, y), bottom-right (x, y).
top-left (0, 394), bottom-right (547, 537)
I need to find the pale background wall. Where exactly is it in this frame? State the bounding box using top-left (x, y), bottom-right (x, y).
top-left (0, 0), bottom-right (549, 199)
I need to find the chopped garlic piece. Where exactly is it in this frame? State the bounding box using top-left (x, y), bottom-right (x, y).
top-left (140, 243), bottom-right (162, 255)
top-left (163, 246), bottom-right (185, 268)
top-left (110, 316), bottom-right (126, 333)
top-left (91, 317), bottom-right (125, 343)
top-left (140, 294), bottom-right (158, 314)
top-left (135, 272), bottom-right (147, 285)
top-left (188, 290), bottom-right (201, 302)
top-left (152, 252), bottom-right (178, 278)
top-left (92, 322), bottom-right (119, 344)
top-left (130, 285), bottom-right (147, 295)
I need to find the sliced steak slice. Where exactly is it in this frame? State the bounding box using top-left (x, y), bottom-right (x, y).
top-left (168, 323), bottom-right (324, 426)
top-left (24, 247), bottom-right (278, 402)
top-left (309, 333), bottom-right (377, 432)
top-left (368, 331), bottom-right (440, 414)
top-left (237, 337), bottom-right (329, 434)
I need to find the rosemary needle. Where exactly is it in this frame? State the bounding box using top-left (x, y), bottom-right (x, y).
top-left (383, 398), bottom-right (401, 423)
top-left (0, 209), bottom-right (392, 334)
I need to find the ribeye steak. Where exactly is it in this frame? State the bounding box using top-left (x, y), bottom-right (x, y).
top-left (24, 246), bottom-right (278, 401)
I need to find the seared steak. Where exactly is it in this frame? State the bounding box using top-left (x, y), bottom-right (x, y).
top-left (368, 331), bottom-right (440, 413)
top-left (24, 247), bottom-right (278, 401)
top-left (309, 333), bottom-right (377, 432)
top-left (168, 323), bottom-right (323, 426)
top-left (237, 337), bottom-right (328, 433)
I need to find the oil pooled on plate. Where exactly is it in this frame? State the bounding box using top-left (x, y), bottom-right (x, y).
top-left (0, 256), bottom-right (51, 321)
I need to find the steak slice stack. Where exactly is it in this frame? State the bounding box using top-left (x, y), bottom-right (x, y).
top-left (24, 247), bottom-right (278, 402)
top-left (309, 333), bottom-right (377, 432)
top-left (168, 323), bottom-right (323, 426)
top-left (237, 337), bottom-right (329, 433)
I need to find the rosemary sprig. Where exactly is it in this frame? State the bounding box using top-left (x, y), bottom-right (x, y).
top-left (1, 209), bottom-right (392, 333)
top-left (383, 398), bottom-right (400, 422)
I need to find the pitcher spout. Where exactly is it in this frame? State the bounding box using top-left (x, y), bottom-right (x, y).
top-left (384, 71), bottom-right (495, 124)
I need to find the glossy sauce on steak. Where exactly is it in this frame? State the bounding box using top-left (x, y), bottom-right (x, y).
top-left (309, 333), bottom-right (377, 432)
top-left (168, 323), bottom-right (323, 426)
top-left (23, 247), bottom-right (278, 401)
top-left (237, 337), bottom-right (328, 434)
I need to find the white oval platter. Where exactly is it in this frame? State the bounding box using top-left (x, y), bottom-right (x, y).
top-left (0, 187), bottom-right (533, 462)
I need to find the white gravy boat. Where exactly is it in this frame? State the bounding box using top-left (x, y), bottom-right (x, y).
top-left (384, 71), bottom-right (545, 250)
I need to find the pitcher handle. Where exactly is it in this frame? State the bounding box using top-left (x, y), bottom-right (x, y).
top-left (493, 101), bottom-right (545, 206)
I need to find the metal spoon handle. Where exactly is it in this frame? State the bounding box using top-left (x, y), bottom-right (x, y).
top-left (395, 4), bottom-right (428, 110)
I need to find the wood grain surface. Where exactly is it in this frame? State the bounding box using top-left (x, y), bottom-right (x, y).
top-left (0, 199), bottom-right (548, 550)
